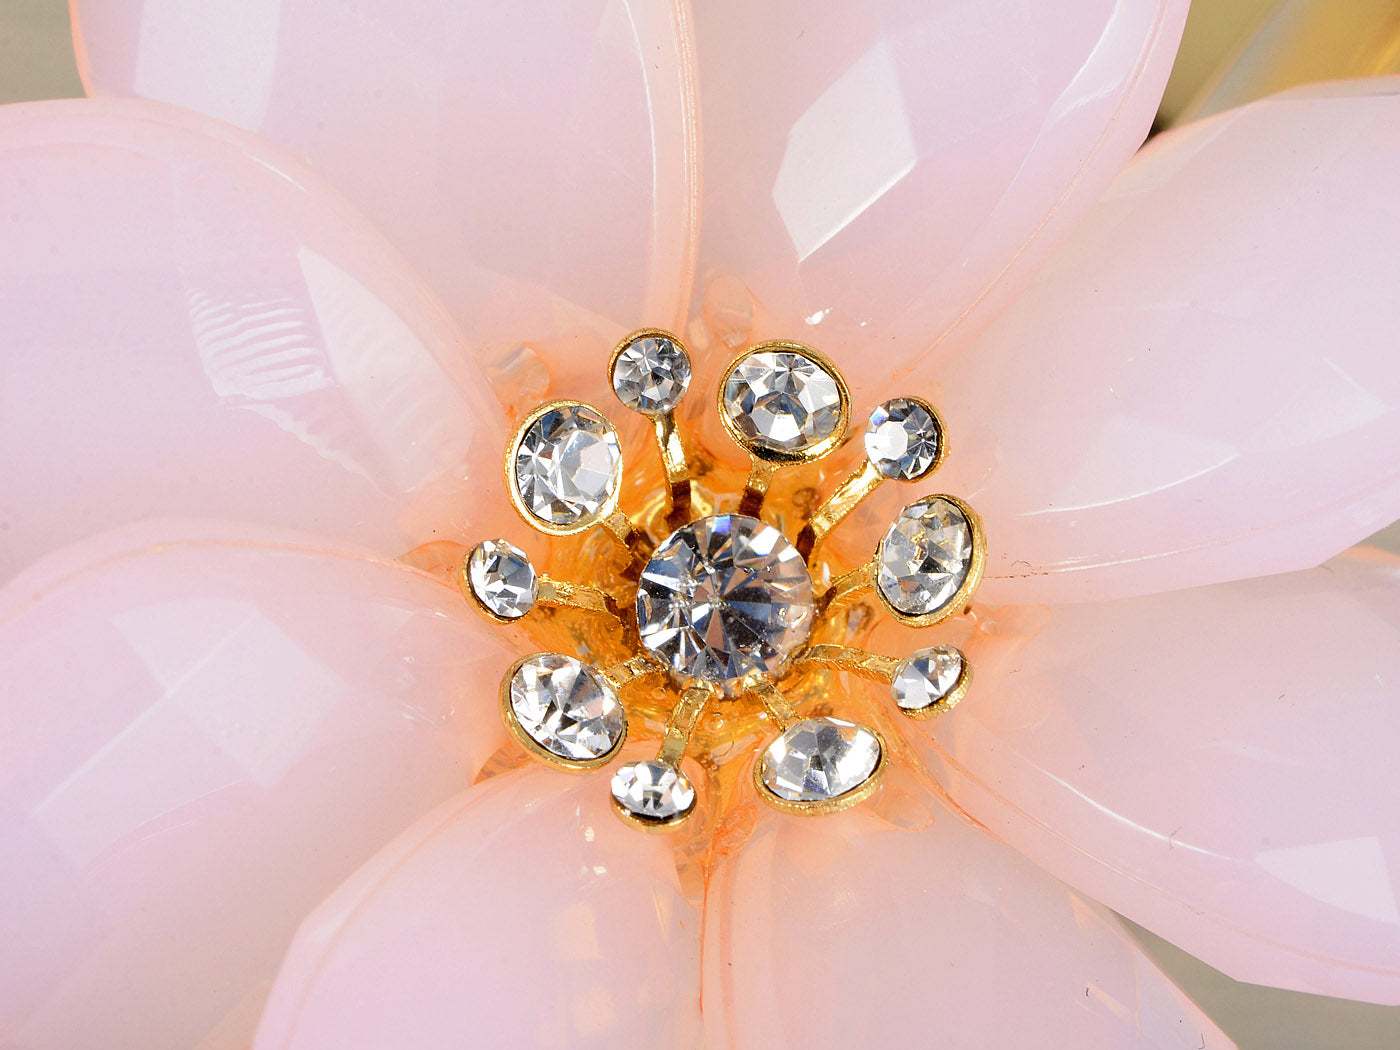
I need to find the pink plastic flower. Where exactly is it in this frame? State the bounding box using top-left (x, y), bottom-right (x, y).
top-left (3, 2), bottom-right (1398, 1047)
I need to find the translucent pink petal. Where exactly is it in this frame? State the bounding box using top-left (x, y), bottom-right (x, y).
top-left (691, 0), bottom-right (1187, 398)
top-left (253, 768), bottom-right (702, 1050)
top-left (72, 0), bottom-right (699, 392)
top-left (704, 800), bottom-right (1231, 1049)
top-left (906, 547), bottom-right (1400, 1002)
top-left (0, 99), bottom-right (508, 581)
top-left (0, 521), bottom-right (515, 1050)
top-left (937, 79), bottom-right (1400, 605)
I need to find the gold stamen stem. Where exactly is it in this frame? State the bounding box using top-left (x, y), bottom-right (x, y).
top-left (745, 675), bottom-right (797, 730)
top-left (599, 508), bottom-right (649, 569)
top-left (819, 561), bottom-right (876, 615)
top-left (796, 459), bottom-right (885, 559)
top-left (653, 412), bottom-right (693, 527)
top-left (602, 653), bottom-right (667, 691)
top-left (795, 643), bottom-right (899, 684)
top-left (737, 458), bottom-right (782, 517)
top-left (657, 679), bottom-right (718, 765)
top-left (537, 576), bottom-right (625, 621)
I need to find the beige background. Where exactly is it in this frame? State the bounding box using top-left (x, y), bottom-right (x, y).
top-left (2, 1), bottom-right (1398, 1046)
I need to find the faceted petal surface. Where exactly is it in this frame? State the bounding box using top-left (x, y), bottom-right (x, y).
top-left (703, 800), bottom-right (1232, 1049)
top-left (0, 521), bottom-right (514, 1050)
top-left (254, 770), bottom-right (702, 1050)
top-left (908, 547), bottom-right (1400, 1002)
top-left (937, 79), bottom-right (1400, 604)
top-left (72, 0), bottom-right (698, 396)
top-left (0, 99), bottom-right (507, 582)
top-left (692, 0), bottom-right (1189, 399)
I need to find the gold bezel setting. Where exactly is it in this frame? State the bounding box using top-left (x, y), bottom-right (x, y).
top-left (460, 327), bottom-right (986, 829)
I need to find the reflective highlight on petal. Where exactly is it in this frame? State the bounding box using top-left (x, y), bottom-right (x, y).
top-left (0, 522), bottom-right (514, 1050)
top-left (72, 0), bottom-right (699, 392)
top-left (254, 770), bottom-right (702, 1050)
top-left (692, 0), bottom-right (1188, 397)
top-left (0, 99), bottom-right (508, 580)
top-left (939, 80), bottom-right (1400, 604)
top-left (912, 548), bottom-right (1400, 1002)
top-left (703, 801), bottom-right (1232, 1048)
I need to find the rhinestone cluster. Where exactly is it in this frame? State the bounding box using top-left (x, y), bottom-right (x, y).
top-left (461, 329), bottom-right (984, 829)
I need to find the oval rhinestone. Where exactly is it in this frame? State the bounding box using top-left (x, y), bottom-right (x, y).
top-left (610, 760), bottom-right (696, 825)
top-left (876, 496), bottom-right (975, 619)
top-left (637, 514), bottom-right (815, 695)
top-left (891, 644), bottom-right (965, 712)
top-left (865, 397), bottom-right (941, 480)
top-left (467, 538), bottom-right (537, 620)
top-left (612, 334), bottom-right (691, 414)
top-left (758, 717), bottom-right (882, 804)
top-left (721, 350), bottom-right (843, 455)
top-left (507, 653), bottom-right (624, 763)
top-left (512, 404), bottom-right (621, 526)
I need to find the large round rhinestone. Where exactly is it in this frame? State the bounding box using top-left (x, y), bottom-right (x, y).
top-left (876, 496), bottom-right (975, 619)
top-left (721, 350), bottom-right (843, 455)
top-left (637, 514), bottom-right (815, 695)
top-left (507, 653), bottom-right (624, 763)
top-left (512, 403), bottom-right (621, 527)
top-left (758, 717), bottom-right (883, 804)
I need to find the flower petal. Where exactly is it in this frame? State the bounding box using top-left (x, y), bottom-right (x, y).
top-left (690, 0), bottom-right (1187, 398)
top-left (703, 800), bottom-right (1231, 1049)
top-left (0, 99), bottom-right (508, 581)
top-left (0, 520), bottom-right (514, 1050)
top-left (937, 79), bottom-right (1400, 604)
top-left (907, 547), bottom-right (1400, 1002)
top-left (253, 768), bottom-right (703, 1050)
top-left (72, 0), bottom-right (699, 387)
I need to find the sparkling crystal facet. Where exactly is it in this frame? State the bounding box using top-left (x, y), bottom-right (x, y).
top-left (891, 645), bottom-right (965, 711)
top-left (512, 404), bottom-right (621, 526)
top-left (610, 760), bottom-right (696, 823)
top-left (508, 653), bottom-right (624, 762)
top-left (722, 350), bottom-right (843, 454)
top-left (611, 334), bottom-right (691, 414)
top-left (865, 397), bottom-right (941, 480)
top-left (467, 538), bottom-right (537, 619)
top-left (877, 496), bottom-right (975, 618)
top-left (759, 717), bottom-right (882, 803)
top-left (637, 514), bottom-right (815, 695)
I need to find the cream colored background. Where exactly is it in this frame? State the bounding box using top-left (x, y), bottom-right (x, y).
top-left (2, 0), bottom-right (1398, 1046)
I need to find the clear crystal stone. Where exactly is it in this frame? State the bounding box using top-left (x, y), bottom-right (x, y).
top-left (637, 514), bottom-right (815, 695)
top-left (508, 653), bottom-right (624, 762)
top-left (759, 717), bottom-right (882, 803)
top-left (865, 398), bottom-right (941, 480)
top-left (512, 404), bottom-right (622, 526)
top-left (722, 350), bottom-right (843, 455)
top-left (467, 539), bottom-right (537, 619)
top-left (611, 334), bottom-right (691, 414)
top-left (891, 645), bottom-right (965, 711)
top-left (610, 760), bottom-right (696, 823)
top-left (876, 496), bottom-right (975, 618)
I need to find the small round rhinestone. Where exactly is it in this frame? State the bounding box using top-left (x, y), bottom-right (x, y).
top-left (512, 404), bottom-right (621, 526)
top-left (508, 653), bottom-right (624, 762)
top-left (610, 760), bottom-right (696, 824)
top-left (876, 496), bottom-right (975, 619)
top-left (637, 514), bottom-right (815, 695)
top-left (467, 539), bottom-right (537, 620)
top-left (865, 398), bottom-right (941, 480)
top-left (722, 350), bottom-right (843, 455)
top-left (612, 334), bottom-right (691, 415)
top-left (891, 645), bottom-right (965, 711)
top-left (758, 717), bottom-right (882, 803)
